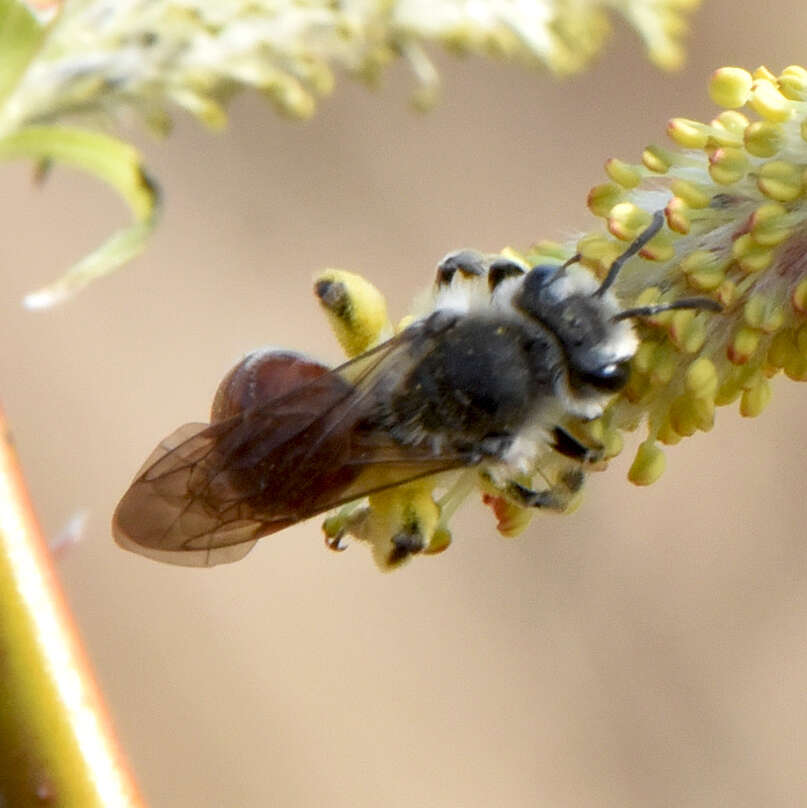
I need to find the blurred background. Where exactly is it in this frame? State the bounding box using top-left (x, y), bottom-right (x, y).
top-left (3, 0), bottom-right (807, 804)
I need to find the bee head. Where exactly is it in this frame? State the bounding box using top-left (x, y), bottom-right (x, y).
top-left (514, 265), bottom-right (637, 398)
top-left (514, 211), bottom-right (721, 401)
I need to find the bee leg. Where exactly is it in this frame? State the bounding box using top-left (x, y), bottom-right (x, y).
top-left (487, 258), bottom-right (526, 291)
top-left (388, 528), bottom-right (425, 565)
top-left (435, 250), bottom-right (487, 286)
top-left (559, 466), bottom-right (586, 495)
top-left (505, 481), bottom-right (564, 510)
top-left (461, 433), bottom-right (514, 464)
top-left (551, 426), bottom-right (604, 465)
top-left (324, 529), bottom-right (348, 552)
top-left (313, 269), bottom-right (389, 358)
top-left (505, 470), bottom-right (585, 511)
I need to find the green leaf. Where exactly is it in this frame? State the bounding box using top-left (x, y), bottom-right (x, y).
top-left (0, 125), bottom-right (160, 306)
top-left (0, 0), bottom-right (51, 108)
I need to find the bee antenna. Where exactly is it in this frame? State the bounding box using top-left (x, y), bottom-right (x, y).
top-left (595, 210), bottom-right (665, 298)
top-left (559, 252), bottom-right (581, 272)
top-left (613, 297), bottom-right (723, 322)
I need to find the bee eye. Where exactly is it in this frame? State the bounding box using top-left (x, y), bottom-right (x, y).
top-left (515, 265), bottom-right (561, 317)
top-left (525, 263), bottom-right (558, 286)
top-left (571, 360), bottom-right (631, 393)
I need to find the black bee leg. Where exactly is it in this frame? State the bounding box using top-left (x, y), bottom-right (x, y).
top-left (505, 481), bottom-right (565, 510)
top-left (314, 276), bottom-right (350, 318)
top-left (324, 529), bottom-right (348, 552)
top-left (435, 250), bottom-right (487, 286)
top-left (551, 426), bottom-right (604, 465)
top-left (560, 467), bottom-right (586, 494)
top-left (388, 528), bottom-right (425, 565)
top-left (487, 258), bottom-right (526, 291)
top-left (505, 463), bottom-right (587, 512)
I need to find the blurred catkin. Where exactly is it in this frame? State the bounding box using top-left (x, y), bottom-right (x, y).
top-left (0, 0), bottom-right (699, 303)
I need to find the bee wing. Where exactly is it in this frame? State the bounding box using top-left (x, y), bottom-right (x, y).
top-left (112, 374), bottom-right (364, 567)
top-left (112, 421), bottom-right (270, 566)
top-left (113, 313), bottom-right (473, 567)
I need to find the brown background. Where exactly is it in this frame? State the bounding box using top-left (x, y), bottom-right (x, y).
top-left (3, 1), bottom-right (807, 804)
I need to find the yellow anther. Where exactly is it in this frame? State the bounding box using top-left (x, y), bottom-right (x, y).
top-left (740, 377), bottom-right (771, 417)
top-left (728, 326), bottom-right (760, 364)
top-left (628, 441), bottom-right (666, 486)
top-left (681, 250), bottom-right (727, 291)
top-left (708, 67), bottom-right (753, 109)
top-left (792, 278), bottom-right (807, 313)
top-left (731, 234), bottom-right (773, 274)
top-left (743, 295), bottom-right (766, 328)
top-left (716, 279), bottom-right (737, 307)
top-left (526, 241), bottom-right (567, 263)
top-left (767, 329), bottom-right (797, 368)
top-left (731, 233), bottom-right (754, 260)
top-left (670, 179), bottom-right (711, 208)
top-left (784, 352), bottom-right (807, 381)
top-left (749, 78), bottom-right (793, 122)
top-left (642, 145), bottom-right (673, 173)
top-left (632, 339), bottom-right (660, 376)
top-left (577, 234), bottom-right (620, 268)
top-left (580, 418), bottom-right (604, 444)
top-left (425, 526), bottom-right (452, 554)
top-left (711, 110), bottom-right (750, 141)
top-left (739, 249), bottom-right (774, 274)
top-left (670, 311), bottom-right (707, 353)
top-left (691, 396), bottom-right (716, 431)
top-left (778, 65), bottom-right (807, 100)
top-left (604, 158), bottom-right (642, 189)
top-left (752, 66), bottom-right (778, 82)
top-left (587, 183), bottom-right (625, 217)
top-left (796, 323), bottom-right (807, 356)
top-left (716, 364), bottom-right (755, 405)
top-left (634, 286), bottom-right (662, 307)
top-left (657, 417), bottom-right (683, 445)
top-left (715, 378), bottom-right (741, 406)
top-left (637, 232), bottom-right (675, 262)
top-left (731, 232), bottom-right (768, 265)
top-left (665, 197), bottom-right (690, 234)
top-left (685, 357), bottom-right (719, 399)
top-left (744, 121), bottom-right (784, 158)
top-left (479, 481), bottom-right (535, 537)
top-left (743, 294), bottom-right (784, 333)
top-left (708, 146), bottom-right (749, 185)
top-left (602, 428), bottom-right (624, 459)
top-left (607, 202), bottom-right (652, 240)
top-left (649, 343), bottom-right (677, 385)
top-left (688, 268), bottom-right (725, 292)
top-left (757, 160), bottom-right (803, 202)
top-left (748, 202), bottom-right (791, 246)
top-left (669, 396), bottom-right (698, 436)
top-left (667, 117), bottom-right (710, 149)
top-left (622, 372), bottom-right (650, 403)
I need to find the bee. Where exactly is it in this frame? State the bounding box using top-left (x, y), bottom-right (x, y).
top-left (113, 212), bottom-right (720, 566)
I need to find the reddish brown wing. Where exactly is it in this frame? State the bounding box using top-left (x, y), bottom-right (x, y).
top-left (113, 422), bottom-right (264, 567)
top-left (112, 319), bottom-right (474, 567)
top-left (113, 383), bottom-right (362, 566)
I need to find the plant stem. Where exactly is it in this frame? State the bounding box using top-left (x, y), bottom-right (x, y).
top-left (0, 402), bottom-right (143, 806)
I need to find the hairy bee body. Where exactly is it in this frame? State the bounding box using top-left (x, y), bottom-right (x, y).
top-left (113, 213), bottom-right (719, 567)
